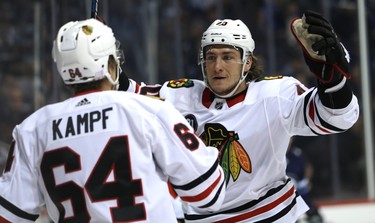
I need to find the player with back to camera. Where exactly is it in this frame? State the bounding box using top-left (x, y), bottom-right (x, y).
top-left (0, 18), bottom-right (226, 222)
top-left (120, 11), bottom-right (359, 222)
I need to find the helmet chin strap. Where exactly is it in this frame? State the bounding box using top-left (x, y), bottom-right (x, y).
top-left (104, 65), bottom-right (121, 90)
top-left (208, 75), bottom-right (247, 98)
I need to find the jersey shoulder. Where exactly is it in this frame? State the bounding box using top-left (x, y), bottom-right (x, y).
top-left (254, 74), bottom-right (284, 82)
top-left (254, 75), bottom-right (298, 85)
top-left (160, 78), bottom-right (205, 104)
top-left (251, 75), bottom-right (307, 98)
top-left (103, 90), bottom-right (169, 112)
top-left (16, 100), bottom-right (66, 132)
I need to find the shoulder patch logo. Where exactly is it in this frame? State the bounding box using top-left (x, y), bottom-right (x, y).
top-left (255, 75), bottom-right (283, 82)
top-left (167, 78), bottom-right (194, 88)
top-left (185, 114), bottom-right (198, 132)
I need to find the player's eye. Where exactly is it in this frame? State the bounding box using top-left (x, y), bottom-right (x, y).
top-left (223, 55), bottom-right (234, 61)
top-left (205, 55), bottom-right (217, 63)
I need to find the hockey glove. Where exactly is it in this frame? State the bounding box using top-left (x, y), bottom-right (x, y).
top-left (291, 10), bottom-right (350, 86)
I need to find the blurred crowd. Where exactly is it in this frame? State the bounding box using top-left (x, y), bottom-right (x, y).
top-left (0, 0), bottom-right (374, 202)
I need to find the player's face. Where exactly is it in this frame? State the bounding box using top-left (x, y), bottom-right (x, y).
top-left (204, 46), bottom-right (250, 96)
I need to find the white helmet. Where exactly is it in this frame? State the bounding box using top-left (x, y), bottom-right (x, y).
top-left (52, 18), bottom-right (123, 88)
top-left (199, 19), bottom-right (255, 98)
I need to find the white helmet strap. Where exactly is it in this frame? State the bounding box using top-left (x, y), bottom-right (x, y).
top-left (104, 64), bottom-right (121, 90)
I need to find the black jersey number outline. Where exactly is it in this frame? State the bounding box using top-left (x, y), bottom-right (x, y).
top-left (174, 123), bottom-right (199, 151)
top-left (40, 136), bottom-right (146, 223)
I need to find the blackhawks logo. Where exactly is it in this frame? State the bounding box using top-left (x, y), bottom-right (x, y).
top-left (167, 78), bottom-right (194, 88)
top-left (200, 123), bottom-right (251, 185)
top-left (82, 25), bottom-right (93, 35)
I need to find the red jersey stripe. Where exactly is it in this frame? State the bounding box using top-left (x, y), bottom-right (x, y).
top-left (180, 171), bottom-right (222, 202)
top-left (213, 186), bottom-right (295, 223)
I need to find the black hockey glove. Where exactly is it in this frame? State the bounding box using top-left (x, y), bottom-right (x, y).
top-left (291, 10), bottom-right (350, 86)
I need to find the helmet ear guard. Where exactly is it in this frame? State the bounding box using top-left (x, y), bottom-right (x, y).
top-left (52, 18), bottom-right (122, 88)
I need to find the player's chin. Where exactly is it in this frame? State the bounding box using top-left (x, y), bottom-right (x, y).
top-left (209, 79), bottom-right (227, 90)
top-left (211, 83), bottom-right (237, 96)
top-left (208, 84), bottom-right (224, 94)
top-left (212, 87), bottom-right (232, 96)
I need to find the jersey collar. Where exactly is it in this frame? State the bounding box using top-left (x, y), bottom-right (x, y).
top-left (202, 88), bottom-right (247, 108)
top-left (74, 90), bottom-right (102, 97)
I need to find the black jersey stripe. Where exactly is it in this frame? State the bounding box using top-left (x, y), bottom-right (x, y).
top-left (171, 159), bottom-right (219, 191)
top-left (304, 89), bottom-right (346, 134)
top-left (185, 178), bottom-right (293, 221)
top-left (198, 180), bottom-right (225, 209)
top-left (313, 100), bottom-right (346, 132)
top-left (0, 196), bottom-right (39, 221)
top-left (303, 90), bottom-right (320, 134)
top-left (253, 194), bottom-right (298, 223)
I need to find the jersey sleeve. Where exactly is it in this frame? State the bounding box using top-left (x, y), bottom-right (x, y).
top-left (0, 127), bottom-right (42, 222)
top-left (125, 78), bottom-right (184, 102)
top-left (126, 79), bottom-right (164, 97)
top-left (279, 76), bottom-right (359, 136)
top-left (149, 101), bottom-right (226, 212)
top-left (126, 79), bottom-right (140, 93)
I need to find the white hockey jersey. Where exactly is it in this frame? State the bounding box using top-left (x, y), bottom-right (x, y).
top-left (0, 90), bottom-right (226, 223)
top-left (127, 76), bottom-right (359, 223)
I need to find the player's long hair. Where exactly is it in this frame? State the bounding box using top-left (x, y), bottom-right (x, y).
top-left (246, 54), bottom-right (264, 82)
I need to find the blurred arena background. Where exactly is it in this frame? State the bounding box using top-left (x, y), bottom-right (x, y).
top-left (0, 0), bottom-right (374, 222)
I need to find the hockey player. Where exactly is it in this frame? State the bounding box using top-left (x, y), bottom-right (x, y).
top-left (0, 18), bottom-right (226, 222)
top-left (120, 11), bottom-right (359, 222)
